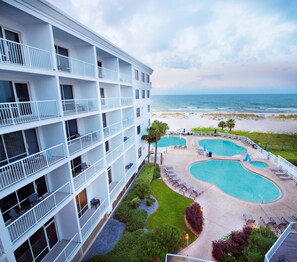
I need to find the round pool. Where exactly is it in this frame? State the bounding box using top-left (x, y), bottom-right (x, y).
top-left (154, 136), bottom-right (186, 148)
top-left (250, 161), bottom-right (269, 168)
top-left (198, 139), bottom-right (246, 156)
top-left (189, 160), bottom-right (281, 203)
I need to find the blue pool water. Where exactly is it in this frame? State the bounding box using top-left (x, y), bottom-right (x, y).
top-left (190, 160), bottom-right (281, 203)
top-left (154, 136), bottom-right (186, 147)
top-left (198, 139), bottom-right (247, 156)
top-left (250, 161), bottom-right (269, 168)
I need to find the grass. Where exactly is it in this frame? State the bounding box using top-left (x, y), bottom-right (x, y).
top-left (146, 179), bottom-right (196, 243)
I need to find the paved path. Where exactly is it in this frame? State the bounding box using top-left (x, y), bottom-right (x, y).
top-left (160, 136), bottom-right (297, 261)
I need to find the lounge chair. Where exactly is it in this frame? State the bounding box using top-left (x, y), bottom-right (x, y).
top-left (271, 167), bottom-right (283, 172)
top-left (170, 178), bottom-right (180, 186)
top-left (279, 176), bottom-right (292, 180)
top-left (292, 214), bottom-right (297, 220)
top-left (260, 216), bottom-right (275, 226)
top-left (270, 216), bottom-right (287, 227)
top-left (243, 214), bottom-right (255, 225)
top-left (189, 188), bottom-right (203, 199)
top-left (175, 181), bottom-right (186, 189)
top-left (275, 171), bottom-right (288, 176)
top-left (282, 216), bottom-right (294, 224)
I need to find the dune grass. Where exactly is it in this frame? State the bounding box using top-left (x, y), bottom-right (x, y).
top-left (146, 179), bottom-right (196, 243)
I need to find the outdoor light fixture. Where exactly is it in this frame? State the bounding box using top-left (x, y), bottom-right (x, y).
top-left (200, 207), bottom-right (204, 212)
top-left (185, 233), bottom-right (189, 246)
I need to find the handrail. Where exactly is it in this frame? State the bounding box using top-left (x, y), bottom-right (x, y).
top-left (122, 117), bottom-right (134, 128)
top-left (62, 98), bottom-right (98, 116)
top-left (103, 121), bottom-right (122, 138)
top-left (53, 233), bottom-right (80, 262)
top-left (109, 176), bottom-right (125, 202)
top-left (100, 97), bottom-right (121, 109)
top-left (98, 66), bottom-right (118, 81)
top-left (106, 144), bottom-right (124, 165)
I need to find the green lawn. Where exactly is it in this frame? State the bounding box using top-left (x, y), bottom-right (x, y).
top-left (147, 179), bottom-right (196, 243)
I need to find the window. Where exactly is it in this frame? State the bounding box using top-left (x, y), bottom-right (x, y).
top-left (141, 72), bottom-right (145, 82)
top-left (147, 105), bottom-right (150, 112)
top-left (147, 74), bottom-right (150, 83)
top-left (136, 108), bottom-right (140, 117)
top-left (76, 189), bottom-right (88, 218)
top-left (105, 141), bottom-right (109, 152)
top-left (142, 90), bottom-right (145, 99)
top-left (137, 125), bottom-right (141, 135)
top-left (65, 119), bottom-right (78, 141)
top-left (148, 119), bottom-right (151, 126)
top-left (134, 69), bottom-right (139, 80)
top-left (108, 167), bottom-right (112, 184)
top-left (71, 156), bottom-right (82, 176)
top-left (135, 89), bottom-right (139, 99)
top-left (102, 113), bottom-right (107, 128)
top-left (147, 90), bottom-right (150, 98)
top-left (138, 147), bottom-right (142, 158)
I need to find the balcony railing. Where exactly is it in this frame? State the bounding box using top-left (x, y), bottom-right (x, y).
top-left (109, 177), bottom-right (126, 203)
top-left (125, 164), bottom-right (135, 181)
top-left (106, 144), bottom-right (124, 166)
top-left (0, 38), bottom-right (52, 69)
top-left (0, 143), bottom-right (66, 191)
top-left (80, 199), bottom-right (108, 239)
top-left (62, 98), bottom-right (98, 116)
top-left (122, 117), bottom-right (134, 129)
top-left (56, 54), bottom-right (94, 77)
top-left (124, 136), bottom-right (135, 150)
top-left (67, 130), bottom-right (101, 155)
top-left (52, 233), bottom-right (80, 262)
top-left (100, 97), bottom-right (121, 110)
top-left (98, 66), bottom-right (118, 81)
top-left (7, 182), bottom-right (72, 243)
top-left (73, 158), bottom-right (105, 191)
top-left (0, 100), bottom-right (60, 127)
top-left (103, 121), bottom-right (122, 138)
top-left (121, 97), bottom-right (133, 107)
top-left (119, 72), bottom-right (132, 84)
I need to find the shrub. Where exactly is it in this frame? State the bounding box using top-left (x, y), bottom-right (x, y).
top-left (153, 225), bottom-right (182, 253)
top-left (140, 240), bottom-right (167, 262)
top-left (131, 197), bottom-right (141, 209)
top-left (135, 163), bottom-right (154, 199)
top-left (125, 209), bottom-right (147, 232)
top-left (146, 196), bottom-right (156, 206)
top-left (114, 201), bottom-right (131, 222)
top-left (153, 165), bottom-right (160, 180)
top-left (123, 187), bottom-right (139, 202)
top-left (185, 203), bottom-right (203, 234)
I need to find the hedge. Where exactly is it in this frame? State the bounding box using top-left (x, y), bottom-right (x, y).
top-left (135, 163), bottom-right (155, 199)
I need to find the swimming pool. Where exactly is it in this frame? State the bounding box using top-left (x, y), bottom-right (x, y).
top-left (250, 161), bottom-right (269, 168)
top-left (198, 139), bottom-right (246, 156)
top-left (189, 160), bottom-right (281, 203)
top-left (154, 136), bottom-right (186, 147)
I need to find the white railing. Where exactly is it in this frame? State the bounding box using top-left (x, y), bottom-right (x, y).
top-left (103, 121), bottom-right (122, 138)
top-left (0, 38), bottom-right (52, 69)
top-left (0, 143), bottom-right (66, 191)
top-left (122, 117), bottom-right (134, 129)
top-left (67, 130), bottom-right (101, 155)
top-left (56, 54), bottom-right (94, 77)
top-left (98, 66), bottom-right (118, 81)
top-left (53, 233), bottom-right (80, 262)
top-left (278, 156), bottom-right (297, 181)
top-left (121, 97), bottom-right (133, 106)
top-left (0, 100), bottom-right (60, 127)
top-left (7, 182), bottom-right (71, 243)
top-left (100, 97), bottom-right (121, 110)
top-left (62, 98), bottom-right (98, 116)
top-left (124, 136), bottom-right (135, 150)
top-left (106, 144), bottom-right (124, 166)
top-left (109, 176), bottom-right (125, 203)
top-left (73, 158), bottom-right (105, 191)
top-left (80, 199), bottom-right (108, 239)
top-left (119, 72), bottom-right (132, 83)
top-left (265, 222), bottom-right (297, 262)
top-left (125, 164), bottom-right (135, 181)
top-left (165, 254), bottom-right (214, 262)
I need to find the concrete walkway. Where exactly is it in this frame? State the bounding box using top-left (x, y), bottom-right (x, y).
top-left (160, 136), bottom-right (297, 261)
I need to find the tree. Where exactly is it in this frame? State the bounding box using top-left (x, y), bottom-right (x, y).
top-left (226, 119), bottom-right (235, 133)
top-left (150, 120), bottom-right (169, 165)
top-left (218, 121), bottom-right (226, 132)
top-left (141, 132), bottom-right (155, 163)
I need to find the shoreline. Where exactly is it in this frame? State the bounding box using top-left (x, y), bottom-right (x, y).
top-left (152, 112), bottom-right (297, 134)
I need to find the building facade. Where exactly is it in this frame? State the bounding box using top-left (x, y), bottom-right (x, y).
top-left (0, 0), bottom-right (152, 261)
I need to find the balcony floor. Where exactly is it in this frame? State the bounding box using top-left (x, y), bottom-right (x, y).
top-left (270, 232), bottom-right (297, 262)
top-left (79, 207), bottom-right (96, 228)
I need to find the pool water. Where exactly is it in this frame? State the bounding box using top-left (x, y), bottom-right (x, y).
top-left (198, 139), bottom-right (247, 156)
top-left (190, 160), bottom-right (281, 203)
top-left (250, 161), bottom-right (269, 168)
top-left (154, 136), bottom-right (186, 147)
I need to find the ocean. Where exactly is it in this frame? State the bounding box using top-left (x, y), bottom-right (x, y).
top-left (151, 94), bottom-right (297, 113)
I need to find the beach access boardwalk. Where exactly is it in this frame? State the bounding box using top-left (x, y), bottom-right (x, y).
top-left (160, 135), bottom-right (297, 261)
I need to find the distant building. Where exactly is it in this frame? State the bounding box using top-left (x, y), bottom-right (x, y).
top-left (0, 0), bottom-right (152, 261)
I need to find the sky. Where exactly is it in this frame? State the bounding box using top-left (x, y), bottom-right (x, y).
top-left (48, 0), bottom-right (297, 95)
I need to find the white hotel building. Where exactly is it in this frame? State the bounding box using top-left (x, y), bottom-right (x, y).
top-left (0, 0), bottom-right (153, 261)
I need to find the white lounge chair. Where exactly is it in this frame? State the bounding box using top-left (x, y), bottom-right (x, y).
top-left (243, 214), bottom-right (255, 225)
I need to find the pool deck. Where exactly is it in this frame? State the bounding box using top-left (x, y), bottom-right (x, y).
top-left (160, 135), bottom-right (297, 261)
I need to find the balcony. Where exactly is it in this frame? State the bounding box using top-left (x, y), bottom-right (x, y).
top-left (103, 121), bottom-right (122, 139)
top-left (0, 143), bottom-right (66, 191)
top-left (43, 233), bottom-right (80, 262)
top-left (121, 97), bottom-right (133, 107)
top-left (106, 144), bottom-right (124, 166)
top-left (79, 198), bottom-right (108, 239)
top-left (98, 66), bottom-right (118, 81)
top-left (109, 177), bottom-right (126, 203)
top-left (122, 117), bottom-right (134, 129)
top-left (100, 98), bottom-right (121, 110)
top-left (67, 130), bottom-right (101, 156)
top-left (124, 136), bottom-right (135, 150)
top-left (119, 72), bottom-right (132, 84)
top-left (56, 54), bottom-right (94, 77)
top-left (125, 164), bottom-right (135, 181)
top-left (62, 99), bottom-right (98, 116)
top-left (0, 38), bottom-right (52, 70)
top-left (0, 100), bottom-right (60, 127)
top-left (6, 182), bottom-right (72, 243)
top-left (73, 158), bottom-right (105, 191)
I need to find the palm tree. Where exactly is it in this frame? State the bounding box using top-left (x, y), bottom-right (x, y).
top-left (218, 121), bottom-right (226, 132)
top-left (226, 119), bottom-right (235, 133)
top-left (150, 120), bottom-right (169, 165)
top-left (141, 130), bottom-right (155, 163)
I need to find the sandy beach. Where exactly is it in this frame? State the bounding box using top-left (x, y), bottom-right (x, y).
top-left (152, 112), bottom-right (297, 134)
